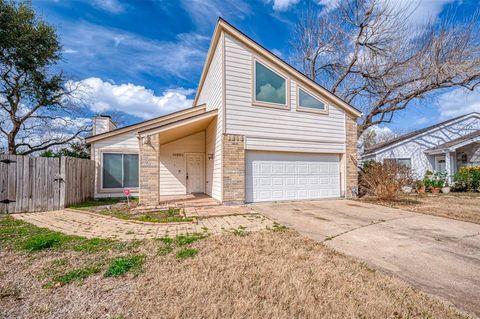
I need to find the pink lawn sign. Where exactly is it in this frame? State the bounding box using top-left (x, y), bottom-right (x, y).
top-left (123, 188), bottom-right (131, 205)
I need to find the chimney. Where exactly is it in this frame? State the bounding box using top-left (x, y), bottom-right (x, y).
top-left (93, 115), bottom-right (117, 135)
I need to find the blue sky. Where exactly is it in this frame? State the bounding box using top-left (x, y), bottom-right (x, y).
top-left (32, 0), bottom-right (480, 133)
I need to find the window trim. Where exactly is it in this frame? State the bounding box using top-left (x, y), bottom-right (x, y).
top-left (252, 57), bottom-right (290, 110)
top-left (296, 84), bottom-right (329, 115)
top-left (99, 150), bottom-right (139, 192)
top-left (385, 158), bottom-right (412, 168)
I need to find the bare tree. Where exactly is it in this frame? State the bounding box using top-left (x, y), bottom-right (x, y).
top-left (0, 1), bottom-right (90, 155)
top-left (293, 0), bottom-right (480, 136)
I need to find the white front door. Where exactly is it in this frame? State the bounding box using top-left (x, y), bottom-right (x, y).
top-left (435, 156), bottom-right (446, 172)
top-left (186, 154), bottom-right (205, 193)
top-left (246, 151), bottom-right (341, 203)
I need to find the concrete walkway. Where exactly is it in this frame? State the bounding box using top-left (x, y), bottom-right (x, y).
top-left (253, 199), bottom-right (480, 318)
top-left (13, 209), bottom-right (273, 240)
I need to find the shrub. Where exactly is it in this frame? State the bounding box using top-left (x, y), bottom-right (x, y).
top-left (423, 171), bottom-right (447, 190)
top-left (359, 160), bottom-right (413, 200)
top-left (453, 166), bottom-right (480, 191)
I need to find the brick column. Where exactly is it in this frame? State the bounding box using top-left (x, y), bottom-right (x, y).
top-left (139, 134), bottom-right (160, 205)
top-left (345, 115), bottom-right (358, 198)
top-left (222, 134), bottom-right (245, 204)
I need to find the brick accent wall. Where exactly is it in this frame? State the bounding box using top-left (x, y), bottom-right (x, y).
top-left (222, 134), bottom-right (245, 203)
top-left (139, 134), bottom-right (160, 205)
top-left (345, 115), bottom-right (358, 198)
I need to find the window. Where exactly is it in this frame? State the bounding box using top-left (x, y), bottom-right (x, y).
top-left (102, 153), bottom-right (139, 189)
top-left (254, 61), bottom-right (286, 105)
top-left (396, 158), bottom-right (412, 168)
top-left (385, 158), bottom-right (411, 168)
top-left (298, 88), bottom-right (326, 111)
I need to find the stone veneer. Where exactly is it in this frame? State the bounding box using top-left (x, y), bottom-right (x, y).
top-left (139, 134), bottom-right (160, 204)
top-left (222, 134), bottom-right (245, 203)
top-left (345, 115), bottom-right (358, 198)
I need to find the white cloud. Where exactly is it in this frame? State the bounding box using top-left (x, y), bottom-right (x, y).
top-left (90, 0), bottom-right (124, 13)
top-left (60, 23), bottom-right (209, 81)
top-left (393, 0), bottom-right (457, 26)
top-left (73, 77), bottom-right (194, 119)
top-left (317, 0), bottom-right (457, 26)
top-left (63, 48), bottom-right (78, 54)
top-left (256, 82), bottom-right (286, 104)
top-left (436, 88), bottom-right (480, 120)
top-left (266, 0), bottom-right (300, 11)
top-left (180, 0), bottom-right (251, 30)
top-left (415, 116), bottom-right (429, 125)
top-left (359, 125), bottom-right (395, 149)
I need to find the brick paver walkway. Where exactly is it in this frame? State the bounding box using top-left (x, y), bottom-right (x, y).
top-left (12, 209), bottom-right (274, 240)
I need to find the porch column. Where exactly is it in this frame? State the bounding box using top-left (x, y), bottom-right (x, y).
top-left (222, 134), bottom-right (245, 204)
top-left (139, 134), bottom-right (160, 205)
top-left (445, 151), bottom-right (455, 184)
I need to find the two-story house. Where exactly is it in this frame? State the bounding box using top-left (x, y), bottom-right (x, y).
top-left (85, 18), bottom-right (362, 205)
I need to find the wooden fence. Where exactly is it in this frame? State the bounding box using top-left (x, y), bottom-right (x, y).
top-left (0, 155), bottom-right (95, 213)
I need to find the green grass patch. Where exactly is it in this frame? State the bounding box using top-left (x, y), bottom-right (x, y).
top-left (176, 248), bottom-right (198, 260)
top-left (0, 216), bottom-right (126, 254)
top-left (46, 266), bottom-right (101, 287)
top-left (173, 233), bottom-right (207, 246)
top-left (232, 226), bottom-right (248, 237)
top-left (158, 245), bottom-right (174, 256)
top-left (104, 255), bottom-right (145, 277)
top-left (19, 232), bottom-right (77, 251)
top-left (271, 222), bottom-right (287, 232)
top-left (71, 238), bottom-right (114, 253)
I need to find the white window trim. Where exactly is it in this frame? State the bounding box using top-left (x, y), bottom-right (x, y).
top-left (296, 84), bottom-right (329, 115)
top-left (252, 57), bottom-right (290, 110)
top-left (99, 150), bottom-right (139, 193)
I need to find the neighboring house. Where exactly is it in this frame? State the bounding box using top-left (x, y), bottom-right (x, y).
top-left (85, 18), bottom-right (362, 205)
top-left (362, 112), bottom-right (480, 180)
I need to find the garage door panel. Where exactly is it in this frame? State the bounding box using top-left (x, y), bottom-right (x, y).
top-left (246, 151), bottom-right (340, 203)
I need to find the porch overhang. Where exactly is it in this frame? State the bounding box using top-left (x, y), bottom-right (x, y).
top-left (137, 109), bottom-right (217, 144)
top-left (424, 131), bottom-right (480, 155)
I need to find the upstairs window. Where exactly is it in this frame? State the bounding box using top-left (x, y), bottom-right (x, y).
top-left (103, 153), bottom-right (139, 189)
top-left (254, 61), bottom-right (286, 106)
top-left (298, 88), bottom-right (326, 111)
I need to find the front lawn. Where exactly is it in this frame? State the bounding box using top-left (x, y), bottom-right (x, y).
top-left (0, 216), bottom-right (469, 319)
top-left (69, 198), bottom-right (193, 223)
top-left (363, 192), bottom-right (480, 224)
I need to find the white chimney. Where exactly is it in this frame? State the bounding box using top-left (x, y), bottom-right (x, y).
top-left (93, 115), bottom-right (117, 135)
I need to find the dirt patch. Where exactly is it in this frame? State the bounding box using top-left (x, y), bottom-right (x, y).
top-left (0, 229), bottom-right (469, 318)
top-left (70, 198), bottom-right (192, 223)
top-left (362, 193), bottom-right (480, 224)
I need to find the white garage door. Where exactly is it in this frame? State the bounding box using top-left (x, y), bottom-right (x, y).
top-left (246, 151), bottom-right (340, 203)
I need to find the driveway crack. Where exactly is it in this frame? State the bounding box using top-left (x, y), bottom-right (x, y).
top-left (323, 215), bottom-right (415, 242)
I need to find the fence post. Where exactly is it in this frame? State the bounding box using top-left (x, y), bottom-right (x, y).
top-left (59, 157), bottom-right (66, 209)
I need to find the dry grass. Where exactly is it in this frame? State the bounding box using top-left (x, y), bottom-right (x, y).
top-left (0, 227), bottom-right (469, 319)
top-left (365, 192), bottom-right (480, 224)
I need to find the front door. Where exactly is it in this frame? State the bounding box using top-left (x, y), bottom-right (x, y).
top-left (435, 156), bottom-right (446, 172)
top-left (186, 154), bottom-right (205, 193)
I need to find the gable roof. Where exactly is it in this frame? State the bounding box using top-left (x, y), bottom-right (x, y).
top-left (426, 130), bottom-right (480, 152)
top-left (364, 112), bottom-right (480, 155)
top-left (87, 18), bottom-right (363, 144)
top-left (85, 104), bottom-right (206, 144)
top-left (193, 18), bottom-right (362, 118)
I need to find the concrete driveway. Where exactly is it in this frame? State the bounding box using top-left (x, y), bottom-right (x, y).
top-left (252, 199), bottom-right (480, 317)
